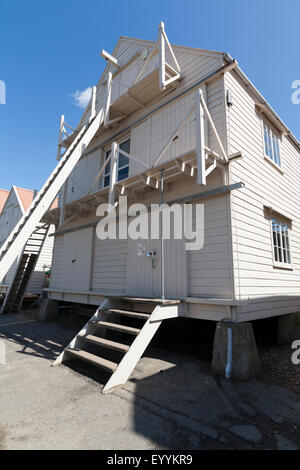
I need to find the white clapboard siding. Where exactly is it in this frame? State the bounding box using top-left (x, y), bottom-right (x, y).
top-left (0, 190), bottom-right (22, 248)
top-left (91, 232), bottom-right (128, 294)
top-left (225, 70), bottom-right (300, 319)
top-left (0, 188), bottom-right (55, 294)
top-left (187, 190), bottom-right (232, 299)
top-left (64, 149), bottom-right (102, 205)
top-left (0, 258), bottom-right (18, 290)
top-left (129, 77), bottom-right (225, 176)
top-left (0, 190), bottom-right (22, 288)
top-left (66, 157), bottom-right (87, 203)
top-left (187, 303), bottom-right (230, 321)
top-left (49, 235), bottom-right (64, 290)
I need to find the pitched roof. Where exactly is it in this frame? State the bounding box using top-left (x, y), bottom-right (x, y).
top-left (14, 187), bottom-right (34, 212)
top-left (96, 36), bottom-right (224, 90)
top-left (0, 189), bottom-right (9, 214)
top-left (14, 186), bottom-right (58, 212)
top-left (98, 35), bottom-right (300, 152)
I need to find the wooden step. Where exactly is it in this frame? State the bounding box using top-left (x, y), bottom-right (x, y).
top-left (91, 320), bottom-right (140, 336)
top-left (65, 348), bottom-right (117, 372)
top-left (82, 334), bottom-right (129, 353)
top-left (105, 308), bottom-right (150, 320)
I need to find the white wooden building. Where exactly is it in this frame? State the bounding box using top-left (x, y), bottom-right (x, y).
top-left (43, 26), bottom-right (300, 325)
top-left (0, 186), bottom-right (56, 302)
top-left (3, 22), bottom-right (293, 388)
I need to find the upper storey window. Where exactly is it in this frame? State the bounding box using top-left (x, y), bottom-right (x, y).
top-left (263, 121), bottom-right (281, 168)
top-left (104, 139), bottom-right (130, 187)
top-left (271, 218), bottom-right (292, 267)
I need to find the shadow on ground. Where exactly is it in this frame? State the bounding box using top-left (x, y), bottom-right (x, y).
top-left (0, 311), bottom-right (299, 450)
top-left (0, 310), bottom-right (77, 361)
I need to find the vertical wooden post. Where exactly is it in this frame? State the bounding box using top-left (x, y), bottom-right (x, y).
top-left (89, 86), bottom-right (97, 122)
top-left (108, 141), bottom-right (118, 206)
top-left (195, 89), bottom-right (206, 185)
top-left (158, 21), bottom-right (165, 90)
top-left (59, 179), bottom-right (68, 227)
top-left (202, 84), bottom-right (209, 145)
top-left (57, 114), bottom-right (64, 160)
top-left (104, 72), bottom-right (112, 126)
top-left (98, 147), bottom-right (104, 191)
top-left (160, 169), bottom-right (165, 301)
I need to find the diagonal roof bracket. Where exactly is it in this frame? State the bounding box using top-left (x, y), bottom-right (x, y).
top-left (158, 21), bottom-right (181, 90)
top-left (134, 21), bottom-right (181, 90)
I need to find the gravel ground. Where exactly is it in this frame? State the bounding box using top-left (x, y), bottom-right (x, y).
top-left (153, 317), bottom-right (300, 394)
top-left (260, 345), bottom-right (300, 393)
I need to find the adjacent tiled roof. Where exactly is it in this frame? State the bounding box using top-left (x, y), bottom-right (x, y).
top-left (49, 198), bottom-right (58, 210)
top-left (0, 189), bottom-right (9, 214)
top-left (14, 187), bottom-right (58, 212)
top-left (15, 187), bottom-right (34, 212)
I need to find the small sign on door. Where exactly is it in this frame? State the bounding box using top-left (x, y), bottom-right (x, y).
top-left (137, 243), bottom-right (145, 256)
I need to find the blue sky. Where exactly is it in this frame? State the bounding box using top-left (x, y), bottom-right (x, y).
top-left (0, 0), bottom-right (299, 191)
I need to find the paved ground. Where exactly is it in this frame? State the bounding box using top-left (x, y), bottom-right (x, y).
top-left (0, 311), bottom-right (300, 450)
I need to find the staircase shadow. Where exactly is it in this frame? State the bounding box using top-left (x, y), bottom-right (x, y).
top-left (0, 311), bottom-right (77, 361)
top-left (62, 357), bottom-right (111, 386)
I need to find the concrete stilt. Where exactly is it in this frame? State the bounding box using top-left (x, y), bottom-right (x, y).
top-left (212, 321), bottom-right (261, 380)
top-left (38, 298), bottom-right (59, 322)
top-left (277, 312), bottom-right (300, 346)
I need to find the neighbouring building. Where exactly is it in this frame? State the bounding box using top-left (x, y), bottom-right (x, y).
top-left (0, 186), bottom-right (56, 308)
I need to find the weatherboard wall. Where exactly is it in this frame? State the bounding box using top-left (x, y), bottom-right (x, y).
top-left (225, 70), bottom-right (300, 321)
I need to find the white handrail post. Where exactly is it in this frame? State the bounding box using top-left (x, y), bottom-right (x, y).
top-left (200, 93), bottom-right (228, 162)
top-left (158, 21), bottom-right (166, 90)
top-left (59, 179), bottom-right (68, 227)
top-left (162, 29), bottom-right (180, 74)
top-left (57, 114), bottom-right (64, 160)
top-left (89, 86), bottom-right (97, 122)
top-left (195, 88), bottom-right (206, 185)
top-left (104, 72), bottom-right (112, 127)
top-left (108, 141), bottom-right (118, 206)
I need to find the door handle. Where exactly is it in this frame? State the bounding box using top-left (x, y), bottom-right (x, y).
top-left (146, 251), bottom-right (156, 268)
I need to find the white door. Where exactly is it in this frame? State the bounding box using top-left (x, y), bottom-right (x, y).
top-left (126, 236), bottom-right (187, 299)
top-left (61, 227), bottom-right (93, 291)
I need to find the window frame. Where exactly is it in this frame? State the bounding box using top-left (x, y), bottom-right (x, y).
top-left (103, 138), bottom-right (130, 188)
top-left (269, 216), bottom-right (293, 270)
top-left (262, 119), bottom-right (282, 171)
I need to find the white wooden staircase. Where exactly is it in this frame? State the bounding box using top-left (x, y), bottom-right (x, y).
top-left (53, 297), bottom-right (183, 393)
top-left (0, 109), bottom-right (104, 307)
top-left (1, 223), bottom-right (50, 313)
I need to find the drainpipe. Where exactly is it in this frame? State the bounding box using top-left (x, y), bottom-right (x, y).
top-left (222, 318), bottom-right (233, 380)
top-left (225, 320), bottom-right (233, 379)
top-left (160, 169), bottom-right (165, 302)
